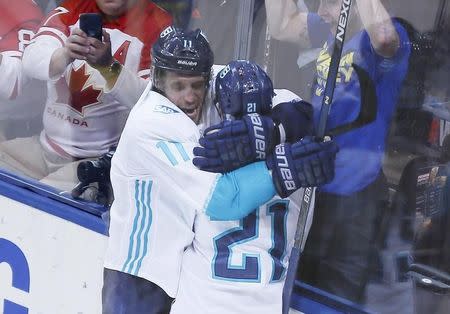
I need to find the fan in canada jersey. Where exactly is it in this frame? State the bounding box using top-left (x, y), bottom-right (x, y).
top-left (0, 0), bottom-right (172, 191)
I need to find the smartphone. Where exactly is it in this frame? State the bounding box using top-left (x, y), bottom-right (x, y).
top-left (79, 13), bottom-right (102, 41)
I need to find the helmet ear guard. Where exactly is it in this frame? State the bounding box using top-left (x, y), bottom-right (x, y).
top-left (215, 60), bottom-right (274, 119)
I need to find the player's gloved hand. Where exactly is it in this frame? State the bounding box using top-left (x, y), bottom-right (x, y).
top-left (266, 136), bottom-right (339, 198)
top-left (271, 100), bottom-right (314, 143)
top-left (193, 113), bottom-right (277, 173)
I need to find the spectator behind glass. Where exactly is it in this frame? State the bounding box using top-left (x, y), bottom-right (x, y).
top-left (0, 0), bottom-right (171, 191)
top-left (183, 0), bottom-right (268, 64)
top-left (152, 0), bottom-right (193, 29)
top-left (265, 0), bottom-right (411, 304)
top-left (0, 0), bottom-right (46, 142)
top-left (34, 0), bottom-right (61, 14)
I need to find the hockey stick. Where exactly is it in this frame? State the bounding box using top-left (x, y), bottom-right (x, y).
top-left (281, 0), bottom-right (377, 312)
top-left (328, 63), bottom-right (377, 137)
top-left (281, 65), bottom-right (377, 314)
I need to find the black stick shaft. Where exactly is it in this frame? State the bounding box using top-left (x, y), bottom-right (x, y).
top-left (317, 0), bottom-right (352, 137)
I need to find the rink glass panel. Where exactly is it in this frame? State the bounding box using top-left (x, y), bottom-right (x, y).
top-left (0, 1), bottom-right (449, 313)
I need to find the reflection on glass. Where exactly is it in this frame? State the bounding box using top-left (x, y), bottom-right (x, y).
top-left (0, 0), bottom-right (172, 193)
top-left (261, 0), bottom-right (449, 313)
top-left (0, 0), bottom-right (448, 313)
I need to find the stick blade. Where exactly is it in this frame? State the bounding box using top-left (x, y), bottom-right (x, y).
top-left (329, 63), bottom-right (378, 136)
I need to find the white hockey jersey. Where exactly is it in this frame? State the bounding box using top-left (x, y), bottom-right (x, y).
top-left (170, 89), bottom-right (315, 314)
top-left (104, 86), bottom-right (224, 297)
top-left (105, 84), bottom-right (313, 306)
top-left (170, 191), bottom-right (314, 314)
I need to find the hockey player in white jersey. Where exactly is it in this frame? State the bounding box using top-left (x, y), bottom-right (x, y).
top-left (103, 26), bottom-right (338, 313)
top-left (169, 60), bottom-right (336, 314)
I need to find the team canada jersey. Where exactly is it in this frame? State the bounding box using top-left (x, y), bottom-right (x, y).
top-left (23, 0), bottom-right (171, 157)
top-left (0, 0), bottom-right (45, 118)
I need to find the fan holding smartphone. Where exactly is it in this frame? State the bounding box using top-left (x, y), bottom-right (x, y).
top-left (77, 12), bottom-right (122, 87)
top-left (16, 0), bottom-right (172, 193)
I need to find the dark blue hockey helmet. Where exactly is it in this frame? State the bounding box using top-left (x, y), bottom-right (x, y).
top-left (151, 26), bottom-right (214, 78)
top-left (215, 60), bottom-right (274, 119)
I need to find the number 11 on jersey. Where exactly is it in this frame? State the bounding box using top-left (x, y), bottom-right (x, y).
top-left (157, 141), bottom-right (190, 166)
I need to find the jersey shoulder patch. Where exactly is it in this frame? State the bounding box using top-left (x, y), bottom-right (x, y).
top-left (153, 104), bottom-right (181, 114)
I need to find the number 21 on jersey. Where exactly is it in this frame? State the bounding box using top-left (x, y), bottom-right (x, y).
top-left (212, 200), bottom-right (289, 283)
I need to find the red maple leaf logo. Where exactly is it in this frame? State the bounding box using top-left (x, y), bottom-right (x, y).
top-left (55, 63), bottom-right (103, 115)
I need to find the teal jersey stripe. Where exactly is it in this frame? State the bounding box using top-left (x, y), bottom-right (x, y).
top-left (173, 142), bottom-right (190, 161)
top-left (128, 180), bottom-right (149, 274)
top-left (135, 181), bottom-right (153, 274)
top-left (122, 180), bottom-right (142, 273)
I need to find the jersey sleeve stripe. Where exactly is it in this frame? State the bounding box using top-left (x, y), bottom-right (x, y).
top-left (35, 27), bottom-right (67, 45)
top-left (122, 179), bottom-right (153, 275)
top-left (134, 181), bottom-right (153, 275)
top-left (122, 179), bottom-right (143, 273)
top-left (137, 69), bottom-right (151, 78)
top-left (129, 180), bottom-right (149, 275)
